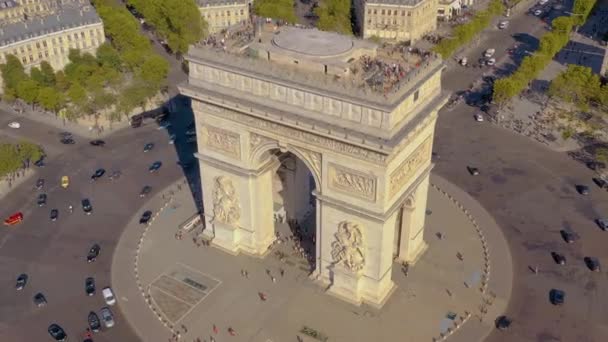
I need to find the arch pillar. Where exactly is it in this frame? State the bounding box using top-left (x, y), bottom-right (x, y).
top-left (397, 173), bottom-right (430, 263)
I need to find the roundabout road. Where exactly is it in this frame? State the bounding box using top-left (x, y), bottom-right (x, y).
top-left (0, 113), bottom-right (195, 342)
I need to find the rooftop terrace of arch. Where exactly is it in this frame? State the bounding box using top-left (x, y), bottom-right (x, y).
top-left (187, 20), bottom-right (444, 108)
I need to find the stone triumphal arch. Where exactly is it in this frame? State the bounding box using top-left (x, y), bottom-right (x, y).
top-left (180, 25), bottom-right (447, 307)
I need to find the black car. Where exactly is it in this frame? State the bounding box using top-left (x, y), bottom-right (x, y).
top-left (149, 161), bottom-right (162, 173)
top-left (90, 139), bottom-right (105, 146)
top-left (467, 166), bottom-right (480, 176)
top-left (139, 185), bottom-right (152, 198)
top-left (143, 142), bottom-right (154, 152)
top-left (88, 311), bottom-right (101, 332)
top-left (592, 177), bottom-right (608, 189)
top-left (85, 277), bottom-right (96, 296)
top-left (550, 289), bottom-right (565, 305)
top-left (576, 184), bottom-right (589, 195)
top-left (560, 229), bottom-right (577, 244)
top-left (48, 323), bottom-right (67, 341)
top-left (584, 257), bottom-right (601, 272)
top-left (16, 273), bottom-right (28, 290)
top-left (33, 292), bottom-right (47, 307)
top-left (35, 178), bottom-right (44, 190)
top-left (551, 252), bottom-right (566, 265)
top-left (34, 157), bottom-right (45, 167)
top-left (60, 137), bottom-right (75, 145)
top-left (139, 210), bottom-right (153, 224)
top-left (495, 315), bottom-right (511, 330)
top-left (50, 209), bottom-right (58, 221)
top-left (91, 168), bottom-right (106, 181)
top-left (37, 193), bottom-right (47, 207)
top-left (87, 244), bottom-right (100, 263)
top-left (82, 199), bottom-right (93, 215)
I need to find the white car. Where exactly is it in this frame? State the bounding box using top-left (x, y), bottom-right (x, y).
top-left (459, 57), bottom-right (468, 66)
top-left (539, 0), bottom-right (548, 5)
top-left (100, 307), bottom-right (115, 328)
top-left (534, 9), bottom-right (542, 16)
top-left (483, 48), bottom-right (495, 58)
top-left (486, 58), bottom-right (496, 66)
top-left (474, 113), bottom-right (484, 122)
top-left (8, 121), bottom-right (20, 128)
top-left (498, 21), bottom-right (509, 29)
top-left (102, 287), bottom-right (116, 306)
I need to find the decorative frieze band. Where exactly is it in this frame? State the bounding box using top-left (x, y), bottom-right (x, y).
top-left (201, 125), bottom-right (241, 159)
top-left (329, 164), bottom-right (376, 201)
top-left (389, 136), bottom-right (433, 197)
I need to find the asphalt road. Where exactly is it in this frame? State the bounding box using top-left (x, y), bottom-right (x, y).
top-left (0, 106), bottom-right (196, 342)
top-left (438, 4), bottom-right (608, 342)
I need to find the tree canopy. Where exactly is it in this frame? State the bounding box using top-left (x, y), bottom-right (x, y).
top-left (315, 0), bottom-right (353, 35)
top-left (253, 0), bottom-right (297, 23)
top-left (0, 141), bottom-right (43, 179)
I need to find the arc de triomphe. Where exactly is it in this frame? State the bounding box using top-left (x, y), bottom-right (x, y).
top-left (179, 26), bottom-right (447, 307)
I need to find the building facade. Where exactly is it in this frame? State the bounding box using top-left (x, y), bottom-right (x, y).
top-left (197, 0), bottom-right (249, 34)
top-left (180, 26), bottom-right (447, 307)
top-left (437, 0), bottom-right (461, 20)
top-left (0, 3), bottom-right (104, 72)
top-left (354, 0), bottom-right (438, 43)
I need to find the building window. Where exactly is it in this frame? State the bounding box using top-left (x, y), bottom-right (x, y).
top-left (413, 90), bottom-right (419, 102)
top-left (44, 51), bottom-right (48, 57)
top-left (36, 42), bottom-right (40, 48)
top-left (42, 41), bottom-right (47, 47)
top-left (240, 9), bottom-right (243, 15)
top-left (27, 44), bottom-right (31, 51)
top-left (67, 35), bottom-right (71, 41)
top-left (227, 10), bottom-right (230, 16)
top-left (38, 52), bottom-right (42, 59)
top-left (20, 47), bottom-right (24, 53)
top-left (58, 37), bottom-right (62, 43)
top-left (29, 55), bottom-right (33, 62)
top-left (22, 57), bottom-right (26, 63)
top-left (387, 10), bottom-right (391, 15)
top-left (53, 48), bottom-right (57, 55)
top-left (81, 32), bottom-right (85, 38)
top-left (73, 33), bottom-right (78, 40)
top-left (60, 46), bottom-right (64, 53)
top-left (401, 10), bottom-right (405, 16)
top-left (373, 9), bottom-right (377, 14)
top-left (381, 9), bottom-right (385, 15)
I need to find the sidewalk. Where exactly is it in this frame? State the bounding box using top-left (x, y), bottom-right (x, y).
top-left (111, 173), bottom-right (513, 342)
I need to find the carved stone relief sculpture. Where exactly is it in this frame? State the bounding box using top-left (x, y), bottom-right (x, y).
top-left (331, 221), bottom-right (365, 273)
top-left (329, 165), bottom-right (376, 201)
top-left (212, 176), bottom-right (241, 226)
top-left (202, 126), bottom-right (241, 159)
top-left (389, 136), bottom-right (432, 197)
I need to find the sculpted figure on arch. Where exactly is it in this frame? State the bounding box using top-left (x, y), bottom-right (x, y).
top-left (212, 176), bottom-right (241, 226)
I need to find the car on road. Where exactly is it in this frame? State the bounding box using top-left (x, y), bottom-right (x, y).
top-left (533, 9), bottom-right (542, 16)
top-left (551, 252), bottom-right (566, 265)
top-left (16, 273), bottom-right (28, 290)
top-left (584, 257), bottom-right (601, 272)
top-left (576, 184), bottom-right (589, 195)
top-left (539, 0), bottom-right (548, 4)
top-left (33, 292), bottom-right (47, 307)
top-left (495, 315), bottom-right (511, 330)
top-left (483, 48), bottom-right (495, 58)
top-left (595, 219), bottom-right (608, 231)
top-left (560, 229), bottom-right (577, 243)
top-left (85, 277), bottom-right (96, 296)
top-left (59, 132), bottom-right (72, 138)
top-left (498, 20), bottom-right (509, 29)
top-left (48, 323), bottom-right (67, 341)
top-left (474, 113), bottom-right (484, 122)
top-left (139, 185), bottom-right (152, 198)
top-left (4, 212), bottom-right (24, 226)
top-left (34, 157), bottom-right (45, 167)
top-left (592, 177), bottom-right (607, 189)
top-left (143, 142), bottom-right (154, 152)
top-left (157, 122), bottom-right (171, 130)
top-left (91, 168), bottom-right (106, 181)
top-left (109, 170), bottom-right (121, 181)
top-left (186, 129), bottom-right (196, 136)
top-left (60, 137), bottom-right (75, 145)
top-left (467, 166), bottom-right (480, 176)
top-left (100, 306), bottom-right (115, 328)
top-left (88, 311), bottom-right (101, 332)
top-left (102, 287), bottom-right (116, 306)
top-left (149, 161), bottom-right (162, 173)
top-left (8, 121), bottom-right (21, 128)
top-left (87, 244), bottom-right (100, 263)
top-left (89, 139), bottom-right (105, 146)
top-left (187, 136), bottom-right (197, 144)
top-left (82, 198), bottom-right (93, 215)
top-left (37, 193), bottom-right (47, 207)
top-left (50, 209), bottom-right (58, 221)
top-left (458, 57), bottom-right (468, 66)
top-left (140, 210), bottom-right (153, 224)
top-left (61, 175), bottom-right (69, 189)
top-left (35, 178), bottom-right (44, 190)
top-left (550, 289), bottom-right (565, 305)
top-left (486, 58), bottom-right (496, 66)
top-left (169, 134), bottom-right (176, 145)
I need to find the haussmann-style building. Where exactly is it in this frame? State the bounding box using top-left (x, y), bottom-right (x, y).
top-left (197, 0), bottom-right (249, 34)
top-left (179, 21), bottom-right (447, 307)
top-left (354, 0), bottom-right (438, 43)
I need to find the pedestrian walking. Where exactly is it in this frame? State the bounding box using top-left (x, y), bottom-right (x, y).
top-left (280, 268), bottom-right (285, 277)
top-left (228, 327), bottom-right (236, 336)
top-left (271, 276), bottom-right (276, 283)
top-left (258, 292), bottom-right (267, 301)
top-left (182, 325), bottom-right (188, 333)
top-left (244, 270), bottom-right (249, 278)
top-left (241, 269), bottom-right (245, 277)
top-left (213, 324), bottom-right (218, 334)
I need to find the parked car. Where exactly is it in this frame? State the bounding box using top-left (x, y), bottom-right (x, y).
top-left (486, 58), bottom-right (496, 66)
top-left (549, 289), bottom-right (565, 305)
top-left (87, 244), bottom-right (100, 263)
top-left (534, 9), bottom-right (543, 16)
top-left (484, 48), bottom-right (496, 58)
top-left (596, 218), bottom-right (608, 231)
top-left (82, 198), bottom-right (93, 215)
top-left (139, 185), bottom-right (152, 198)
top-left (139, 210), bottom-right (153, 224)
top-left (47, 324), bottom-right (67, 341)
top-left (37, 193), bottom-right (47, 207)
top-left (584, 257), bottom-right (601, 272)
top-left (33, 292), bottom-right (47, 307)
top-left (85, 277), bottom-right (96, 296)
top-left (16, 273), bottom-right (28, 290)
top-left (88, 311), bottom-right (101, 332)
top-left (551, 252), bottom-right (566, 265)
top-left (102, 287), bottom-right (116, 306)
top-left (100, 307), bottom-right (115, 328)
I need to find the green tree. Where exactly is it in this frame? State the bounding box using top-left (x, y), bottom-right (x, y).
top-left (54, 71), bottom-right (70, 91)
top-left (67, 83), bottom-right (87, 108)
top-left (492, 78), bottom-right (521, 106)
top-left (253, 0), bottom-right (297, 23)
top-left (96, 43), bottom-right (123, 70)
top-left (16, 79), bottom-right (40, 105)
top-left (39, 61), bottom-right (56, 86)
top-left (315, 0), bottom-right (353, 35)
top-left (548, 65), bottom-right (601, 104)
top-left (37, 87), bottom-right (65, 113)
top-left (0, 54), bottom-right (28, 97)
top-left (138, 55), bottom-right (169, 88)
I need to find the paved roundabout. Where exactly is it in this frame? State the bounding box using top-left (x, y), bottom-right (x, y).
top-left (112, 174), bottom-right (512, 342)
